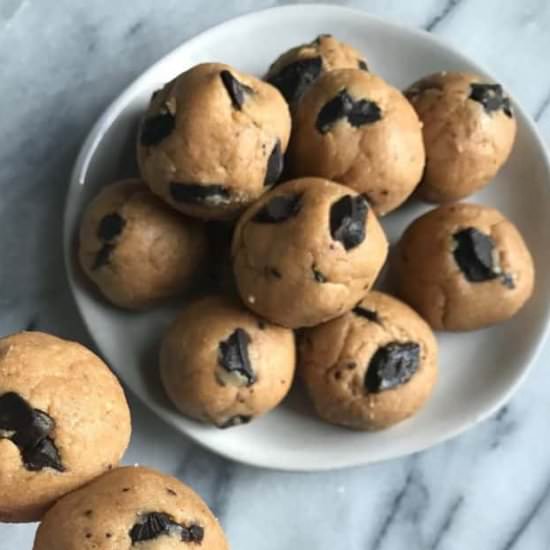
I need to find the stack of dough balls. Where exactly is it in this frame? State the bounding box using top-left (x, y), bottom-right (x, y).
top-left (74, 34), bottom-right (534, 434)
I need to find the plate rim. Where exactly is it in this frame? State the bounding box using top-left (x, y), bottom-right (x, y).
top-left (63, 3), bottom-right (550, 471)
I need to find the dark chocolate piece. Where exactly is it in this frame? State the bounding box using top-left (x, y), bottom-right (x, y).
top-left (348, 99), bottom-right (382, 127)
top-left (129, 512), bottom-right (204, 545)
top-left (218, 328), bottom-right (255, 385)
top-left (316, 89), bottom-right (353, 134)
top-left (352, 306), bottom-right (380, 323)
top-left (265, 140), bottom-right (283, 186)
top-left (316, 89), bottom-right (382, 133)
top-left (329, 194), bottom-right (368, 250)
top-left (220, 70), bottom-right (253, 110)
top-left (453, 227), bottom-right (499, 283)
top-left (469, 83), bottom-right (512, 117)
top-left (312, 264), bottom-right (327, 283)
top-left (170, 182), bottom-right (230, 205)
top-left (0, 392), bottom-right (64, 472)
top-left (93, 243), bottom-right (115, 270)
top-left (97, 213), bottom-right (125, 242)
top-left (218, 415), bottom-right (252, 429)
top-left (253, 193), bottom-right (302, 223)
top-left (140, 112), bottom-right (175, 146)
top-left (364, 342), bottom-right (420, 393)
top-left (267, 56), bottom-right (323, 104)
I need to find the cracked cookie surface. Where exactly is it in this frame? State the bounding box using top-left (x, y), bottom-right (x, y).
top-left (0, 332), bottom-right (131, 523)
top-left (299, 291), bottom-right (438, 430)
top-left (160, 295), bottom-right (295, 427)
top-left (33, 466), bottom-right (228, 550)
top-left (138, 63), bottom-right (291, 220)
top-left (405, 71), bottom-right (516, 203)
top-left (79, 179), bottom-right (207, 310)
top-left (287, 69), bottom-right (425, 215)
top-left (232, 178), bottom-right (388, 328)
top-left (395, 203), bottom-right (534, 331)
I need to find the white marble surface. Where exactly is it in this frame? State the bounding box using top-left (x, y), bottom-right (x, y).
top-left (2, 1), bottom-right (550, 548)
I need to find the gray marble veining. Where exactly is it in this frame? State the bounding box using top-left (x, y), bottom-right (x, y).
top-left (2, 1), bottom-right (550, 548)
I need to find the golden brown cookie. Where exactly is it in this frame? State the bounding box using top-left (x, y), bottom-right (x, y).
top-left (78, 179), bottom-right (207, 310)
top-left (287, 69), bottom-right (425, 215)
top-left (266, 34), bottom-right (369, 107)
top-left (405, 71), bottom-right (516, 203)
top-left (0, 332), bottom-right (131, 523)
top-left (395, 203), bottom-right (535, 330)
top-left (33, 466), bottom-right (228, 550)
top-left (299, 291), bottom-right (438, 430)
top-left (232, 178), bottom-right (388, 328)
top-left (138, 63), bottom-right (291, 220)
top-left (160, 295), bottom-right (295, 428)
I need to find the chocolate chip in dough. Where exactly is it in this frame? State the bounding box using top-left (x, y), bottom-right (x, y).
top-left (267, 56), bottom-right (323, 104)
top-left (218, 328), bottom-right (255, 386)
top-left (364, 342), bottom-right (420, 393)
top-left (329, 195), bottom-right (368, 250)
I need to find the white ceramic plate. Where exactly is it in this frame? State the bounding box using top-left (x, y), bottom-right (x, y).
top-left (64, 4), bottom-right (550, 471)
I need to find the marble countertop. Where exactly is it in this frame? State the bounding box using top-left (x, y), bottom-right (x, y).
top-left (2, 0), bottom-right (550, 548)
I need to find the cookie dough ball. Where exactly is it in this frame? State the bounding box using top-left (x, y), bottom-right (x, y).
top-left (0, 332), bottom-right (131, 522)
top-left (79, 179), bottom-right (207, 310)
top-left (33, 466), bottom-right (228, 550)
top-left (160, 295), bottom-right (296, 428)
top-left (395, 203), bottom-right (534, 331)
top-left (300, 291), bottom-right (438, 430)
top-left (266, 34), bottom-right (369, 107)
top-left (138, 62), bottom-right (291, 220)
top-left (405, 72), bottom-right (516, 203)
top-left (287, 69), bottom-right (425, 216)
top-left (232, 178), bottom-right (388, 328)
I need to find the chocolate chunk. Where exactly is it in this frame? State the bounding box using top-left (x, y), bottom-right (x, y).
top-left (257, 320), bottom-right (266, 330)
top-left (93, 213), bottom-right (125, 270)
top-left (267, 56), bottom-right (323, 104)
top-left (502, 273), bottom-right (515, 289)
top-left (253, 193), bottom-right (302, 223)
top-left (170, 182), bottom-right (230, 205)
top-left (316, 89), bottom-right (381, 133)
top-left (453, 228), bottom-right (500, 283)
top-left (0, 392), bottom-right (64, 472)
top-left (218, 328), bottom-right (255, 385)
top-left (312, 264), bottom-right (327, 283)
top-left (129, 512), bottom-right (203, 545)
top-left (188, 525), bottom-right (205, 543)
top-left (11, 409), bottom-right (54, 449)
top-left (0, 392), bottom-right (34, 434)
top-left (97, 213), bottom-right (125, 242)
top-left (265, 140), bottom-right (283, 186)
top-left (22, 437), bottom-right (63, 472)
top-left (329, 195), bottom-right (368, 250)
top-left (140, 112), bottom-right (175, 146)
top-left (316, 90), bottom-right (353, 133)
top-left (364, 342), bottom-right (420, 393)
top-left (220, 70), bottom-right (253, 110)
top-left (358, 59), bottom-right (369, 71)
top-left (352, 306), bottom-right (380, 323)
top-left (348, 99), bottom-right (382, 127)
top-left (218, 415), bottom-right (252, 429)
top-left (469, 83), bottom-right (512, 117)
top-left (93, 243), bottom-right (115, 270)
